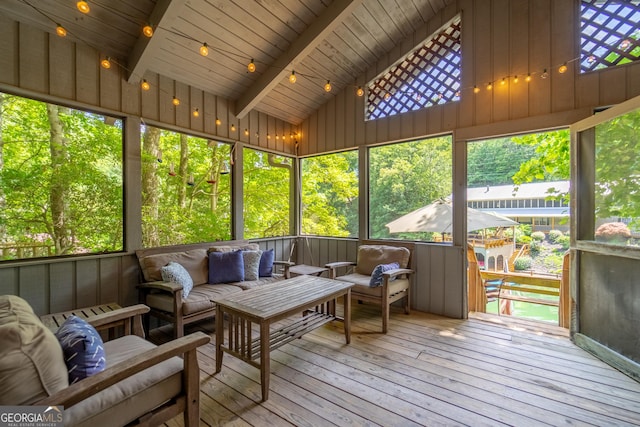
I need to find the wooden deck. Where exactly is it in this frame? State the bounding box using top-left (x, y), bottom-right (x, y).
top-left (150, 304), bottom-right (640, 427)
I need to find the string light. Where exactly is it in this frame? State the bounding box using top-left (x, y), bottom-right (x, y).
top-left (541, 68), bottom-right (549, 79)
top-left (525, 73), bottom-right (532, 82)
top-left (172, 96), bottom-right (180, 106)
top-left (199, 43), bottom-right (209, 57)
top-left (513, 75), bottom-right (519, 83)
top-left (384, 92), bottom-right (391, 100)
top-left (56, 24), bottom-right (67, 37)
top-left (473, 85), bottom-right (480, 94)
top-left (324, 80), bottom-right (332, 92)
top-left (289, 70), bottom-right (296, 84)
top-left (276, 134), bottom-right (280, 140)
top-left (247, 59), bottom-right (256, 73)
top-left (500, 78), bottom-right (506, 86)
top-left (215, 118), bottom-right (221, 126)
top-left (193, 108), bottom-right (199, 117)
top-left (141, 79), bottom-right (150, 91)
top-left (558, 63), bottom-right (568, 73)
top-left (486, 82), bottom-right (493, 90)
top-left (143, 25), bottom-right (154, 37)
top-left (267, 133), bottom-right (271, 139)
top-left (356, 87), bottom-right (364, 97)
top-left (244, 129), bottom-right (249, 136)
top-left (230, 124), bottom-right (236, 132)
top-left (77, 1), bottom-right (90, 13)
top-left (100, 56), bottom-right (111, 69)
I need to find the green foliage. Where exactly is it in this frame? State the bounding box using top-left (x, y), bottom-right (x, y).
top-left (518, 235), bottom-right (532, 245)
top-left (514, 256), bottom-right (532, 270)
top-left (301, 151), bottom-right (358, 237)
top-left (556, 235), bottom-right (570, 250)
top-left (529, 240), bottom-right (542, 254)
top-left (531, 231), bottom-right (546, 241)
top-left (369, 136), bottom-right (452, 240)
top-left (548, 229), bottom-right (564, 242)
top-left (467, 138), bottom-right (536, 187)
top-left (0, 93), bottom-right (123, 259)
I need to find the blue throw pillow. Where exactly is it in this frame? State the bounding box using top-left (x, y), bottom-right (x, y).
top-left (259, 248), bottom-right (275, 277)
top-left (55, 315), bottom-right (106, 384)
top-left (369, 262), bottom-right (400, 287)
top-left (209, 250), bottom-right (244, 284)
top-left (161, 261), bottom-right (194, 298)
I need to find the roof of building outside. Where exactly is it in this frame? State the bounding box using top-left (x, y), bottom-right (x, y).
top-left (467, 181), bottom-right (569, 201)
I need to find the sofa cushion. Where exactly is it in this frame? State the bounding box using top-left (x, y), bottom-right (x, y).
top-left (161, 261), bottom-right (194, 298)
top-left (55, 315), bottom-right (106, 384)
top-left (259, 248), bottom-right (275, 277)
top-left (65, 335), bottom-right (183, 427)
top-left (369, 262), bottom-right (400, 287)
top-left (145, 284), bottom-right (243, 315)
top-left (242, 250), bottom-right (263, 281)
top-left (0, 295), bottom-right (69, 405)
top-left (208, 243), bottom-right (260, 253)
top-left (209, 250), bottom-right (245, 284)
top-left (228, 276), bottom-right (282, 291)
top-left (140, 249), bottom-right (208, 285)
top-left (355, 245), bottom-right (410, 276)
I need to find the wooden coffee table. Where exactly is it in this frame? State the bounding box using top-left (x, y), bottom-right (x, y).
top-left (213, 275), bottom-right (352, 401)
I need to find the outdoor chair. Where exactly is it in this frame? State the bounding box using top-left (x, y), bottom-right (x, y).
top-left (325, 243), bottom-right (414, 333)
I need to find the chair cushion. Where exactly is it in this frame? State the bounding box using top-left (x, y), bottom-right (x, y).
top-left (242, 250), bottom-right (263, 281)
top-left (369, 262), bottom-right (400, 287)
top-left (0, 295), bottom-right (69, 405)
top-left (161, 261), bottom-right (194, 298)
top-left (65, 335), bottom-right (183, 427)
top-left (337, 274), bottom-right (410, 297)
top-left (55, 315), bottom-right (106, 384)
top-left (355, 245), bottom-right (410, 276)
top-left (259, 248), bottom-right (275, 277)
top-left (209, 250), bottom-right (245, 284)
top-left (140, 249), bottom-right (208, 285)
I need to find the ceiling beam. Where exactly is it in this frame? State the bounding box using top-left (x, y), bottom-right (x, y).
top-left (127, 0), bottom-right (187, 83)
top-left (235, 0), bottom-right (364, 119)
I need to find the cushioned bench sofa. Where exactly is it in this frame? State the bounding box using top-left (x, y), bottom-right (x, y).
top-left (136, 241), bottom-right (292, 338)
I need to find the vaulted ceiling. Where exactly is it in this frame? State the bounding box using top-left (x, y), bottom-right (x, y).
top-left (0, 0), bottom-right (453, 125)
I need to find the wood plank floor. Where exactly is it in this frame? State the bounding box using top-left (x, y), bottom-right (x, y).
top-left (150, 304), bottom-right (640, 427)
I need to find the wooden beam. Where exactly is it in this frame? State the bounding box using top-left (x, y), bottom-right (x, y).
top-left (127, 0), bottom-right (187, 83)
top-left (235, 0), bottom-right (364, 119)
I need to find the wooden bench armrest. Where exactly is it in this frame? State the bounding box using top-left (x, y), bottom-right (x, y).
top-left (36, 331), bottom-right (210, 408)
top-left (87, 304), bottom-right (150, 338)
top-left (138, 280), bottom-right (183, 293)
top-left (274, 260), bottom-right (294, 278)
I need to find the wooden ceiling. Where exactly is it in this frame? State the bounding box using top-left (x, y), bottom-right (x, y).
top-left (0, 0), bottom-right (453, 125)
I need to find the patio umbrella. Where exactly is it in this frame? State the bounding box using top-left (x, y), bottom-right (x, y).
top-left (385, 198), bottom-right (519, 234)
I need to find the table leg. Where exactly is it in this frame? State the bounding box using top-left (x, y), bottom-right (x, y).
top-left (260, 322), bottom-right (270, 401)
top-left (215, 306), bottom-right (224, 373)
top-left (343, 290), bottom-right (351, 345)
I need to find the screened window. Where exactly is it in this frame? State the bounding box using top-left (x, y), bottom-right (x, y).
top-left (0, 92), bottom-right (123, 260)
top-left (141, 126), bottom-right (231, 247)
top-left (243, 148), bottom-right (292, 239)
top-left (369, 135), bottom-right (452, 240)
top-left (366, 15), bottom-right (461, 121)
top-left (301, 151), bottom-right (358, 238)
top-left (580, 0), bottom-right (640, 73)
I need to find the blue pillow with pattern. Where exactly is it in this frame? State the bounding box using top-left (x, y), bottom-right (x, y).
top-left (369, 262), bottom-right (400, 287)
top-left (55, 315), bottom-right (106, 384)
top-left (161, 261), bottom-right (194, 298)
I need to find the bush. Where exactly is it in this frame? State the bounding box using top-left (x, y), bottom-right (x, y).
top-left (595, 222), bottom-right (631, 244)
top-left (548, 229), bottom-right (564, 242)
top-left (531, 231), bottom-right (546, 241)
top-left (529, 240), bottom-right (542, 253)
top-left (518, 235), bottom-right (532, 245)
top-left (557, 235), bottom-right (570, 250)
top-left (514, 256), bottom-right (532, 270)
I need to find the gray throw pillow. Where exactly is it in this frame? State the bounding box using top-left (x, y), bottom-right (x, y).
top-left (242, 250), bottom-right (263, 281)
top-left (161, 261), bottom-right (194, 298)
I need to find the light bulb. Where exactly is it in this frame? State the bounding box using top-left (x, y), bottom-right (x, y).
top-left (276, 134), bottom-right (279, 140)
top-left (247, 59), bottom-right (256, 73)
top-left (77, 1), bottom-right (90, 13)
top-left (620, 39), bottom-right (631, 50)
top-left (199, 43), bottom-right (209, 56)
top-left (384, 92), bottom-right (391, 100)
top-left (289, 71), bottom-right (296, 84)
top-left (215, 118), bottom-right (221, 126)
top-left (356, 86), bottom-right (364, 97)
top-left (525, 73), bottom-right (532, 82)
top-left (141, 79), bottom-right (150, 91)
top-left (558, 63), bottom-right (567, 73)
top-left (541, 69), bottom-right (549, 79)
top-left (193, 108), bottom-right (199, 117)
top-left (486, 82), bottom-right (493, 90)
top-left (101, 57), bottom-right (111, 69)
top-left (56, 25), bottom-right (67, 37)
top-left (172, 96), bottom-right (180, 106)
top-left (143, 25), bottom-right (153, 38)
top-left (500, 78), bottom-right (506, 86)
top-left (513, 75), bottom-right (519, 83)
top-left (231, 124), bottom-right (236, 132)
top-left (473, 85), bottom-right (480, 94)
top-left (587, 55), bottom-right (596, 64)
top-left (267, 133), bottom-right (271, 139)
top-left (324, 80), bottom-right (332, 92)
top-left (244, 129), bottom-right (249, 136)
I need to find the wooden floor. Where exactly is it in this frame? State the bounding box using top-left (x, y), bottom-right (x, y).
top-left (150, 304), bottom-right (640, 427)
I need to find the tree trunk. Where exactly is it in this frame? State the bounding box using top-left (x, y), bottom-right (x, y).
top-left (210, 142), bottom-right (220, 211)
top-left (47, 104), bottom-right (72, 254)
top-left (142, 126), bottom-right (161, 247)
top-left (0, 93), bottom-right (6, 240)
top-left (178, 134), bottom-right (188, 208)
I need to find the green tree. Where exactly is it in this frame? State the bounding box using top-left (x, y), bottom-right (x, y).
top-left (467, 138), bottom-right (536, 187)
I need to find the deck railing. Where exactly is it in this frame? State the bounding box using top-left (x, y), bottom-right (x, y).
top-left (0, 243), bottom-right (55, 260)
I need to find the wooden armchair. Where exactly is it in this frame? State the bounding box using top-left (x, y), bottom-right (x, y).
top-left (325, 243), bottom-right (414, 333)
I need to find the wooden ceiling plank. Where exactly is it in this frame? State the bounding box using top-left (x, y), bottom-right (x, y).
top-left (127, 0), bottom-right (187, 83)
top-left (235, 0), bottom-right (365, 119)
